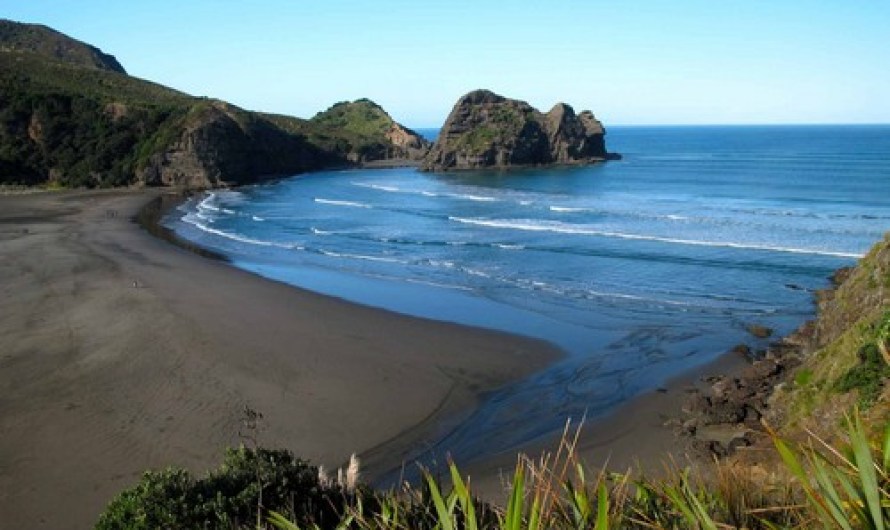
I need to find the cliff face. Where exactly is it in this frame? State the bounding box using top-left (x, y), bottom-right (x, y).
top-left (421, 89), bottom-right (616, 171)
top-left (136, 101), bottom-right (333, 188)
top-left (0, 20), bottom-right (424, 188)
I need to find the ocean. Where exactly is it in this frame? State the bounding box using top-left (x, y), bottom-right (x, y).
top-left (165, 125), bottom-right (890, 461)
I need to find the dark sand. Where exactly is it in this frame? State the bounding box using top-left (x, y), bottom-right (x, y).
top-left (466, 351), bottom-right (751, 501)
top-left (0, 189), bottom-right (750, 528)
top-left (0, 190), bottom-right (558, 528)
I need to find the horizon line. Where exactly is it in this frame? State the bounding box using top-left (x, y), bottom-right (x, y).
top-left (407, 122), bottom-right (890, 129)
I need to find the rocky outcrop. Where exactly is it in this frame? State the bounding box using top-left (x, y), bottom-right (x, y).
top-left (421, 89), bottom-right (618, 171)
top-left (0, 19), bottom-right (125, 73)
top-left (137, 101), bottom-right (332, 189)
top-left (309, 99), bottom-right (430, 163)
top-left (384, 122), bottom-right (429, 161)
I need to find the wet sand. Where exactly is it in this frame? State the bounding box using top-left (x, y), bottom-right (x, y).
top-left (0, 188), bottom-right (754, 528)
top-left (0, 189), bottom-right (559, 528)
top-left (466, 351), bottom-right (751, 501)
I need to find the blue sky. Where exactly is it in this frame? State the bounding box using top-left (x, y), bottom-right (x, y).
top-left (3, 1), bottom-right (889, 127)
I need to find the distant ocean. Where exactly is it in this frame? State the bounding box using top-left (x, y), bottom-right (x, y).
top-left (166, 125), bottom-right (890, 461)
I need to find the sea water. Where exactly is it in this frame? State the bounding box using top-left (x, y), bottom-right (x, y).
top-left (166, 125), bottom-right (890, 461)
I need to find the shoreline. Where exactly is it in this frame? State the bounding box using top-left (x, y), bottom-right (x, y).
top-left (0, 189), bottom-right (559, 528)
top-left (0, 187), bottom-right (805, 526)
top-left (145, 188), bottom-right (769, 491)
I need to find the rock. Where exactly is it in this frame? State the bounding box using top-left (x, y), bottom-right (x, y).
top-left (727, 433), bottom-right (753, 453)
top-left (750, 359), bottom-right (782, 379)
top-left (711, 377), bottom-right (731, 399)
top-left (730, 343), bottom-right (753, 357)
top-left (829, 267), bottom-right (854, 286)
top-left (421, 89), bottom-right (619, 171)
top-left (137, 101), bottom-right (330, 188)
top-left (702, 400), bottom-right (747, 425)
top-left (682, 391), bottom-right (710, 415)
top-left (746, 324), bottom-right (774, 339)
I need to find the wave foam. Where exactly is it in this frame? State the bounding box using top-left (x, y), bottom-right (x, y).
top-left (448, 217), bottom-right (863, 258)
top-left (182, 215), bottom-right (302, 250)
top-left (351, 182), bottom-right (402, 193)
top-left (446, 193), bottom-right (498, 202)
top-left (549, 206), bottom-right (589, 213)
top-left (493, 243), bottom-right (525, 250)
top-left (318, 249), bottom-right (408, 264)
top-left (314, 198), bottom-right (372, 209)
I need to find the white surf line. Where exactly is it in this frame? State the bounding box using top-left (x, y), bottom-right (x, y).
top-left (448, 217), bottom-right (865, 259)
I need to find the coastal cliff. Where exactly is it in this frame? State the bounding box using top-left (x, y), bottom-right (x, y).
top-left (680, 234), bottom-right (890, 456)
top-left (0, 20), bottom-right (425, 188)
top-left (421, 89), bottom-right (618, 171)
top-left (135, 101), bottom-right (333, 188)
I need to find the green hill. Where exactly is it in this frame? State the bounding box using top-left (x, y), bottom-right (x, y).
top-left (0, 20), bottom-right (429, 188)
top-left (0, 19), bottom-right (126, 73)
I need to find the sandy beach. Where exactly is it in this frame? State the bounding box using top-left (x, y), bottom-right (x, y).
top-left (0, 189), bottom-right (758, 528)
top-left (0, 189), bottom-right (561, 528)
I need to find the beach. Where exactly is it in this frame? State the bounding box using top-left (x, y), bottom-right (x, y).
top-left (0, 189), bottom-right (561, 528)
top-left (0, 188), bottom-right (840, 527)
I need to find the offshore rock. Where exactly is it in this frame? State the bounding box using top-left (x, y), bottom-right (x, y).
top-left (421, 89), bottom-right (618, 171)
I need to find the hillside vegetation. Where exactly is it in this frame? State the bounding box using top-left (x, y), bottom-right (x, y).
top-left (0, 19), bottom-right (126, 73)
top-left (0, 20), bottom-right (428, 188)
top-left (770, 234), bottom-right (890, 437)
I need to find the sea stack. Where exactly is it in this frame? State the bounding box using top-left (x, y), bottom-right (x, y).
top-left (421, 89), bottom-right (619, 171)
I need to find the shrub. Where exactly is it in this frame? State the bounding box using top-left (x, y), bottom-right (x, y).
top-left (96, 447), bottom-right (348, 530)
top-left (835, 342), bottom-right (890, 407)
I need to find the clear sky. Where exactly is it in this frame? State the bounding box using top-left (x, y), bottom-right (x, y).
top-left (3, 1), bottom-right (889, 127)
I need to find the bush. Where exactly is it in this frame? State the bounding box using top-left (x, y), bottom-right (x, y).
top-left (835, 342), bottom-right (890, 407)
top-left (96, 447), bottom-right (348, 530)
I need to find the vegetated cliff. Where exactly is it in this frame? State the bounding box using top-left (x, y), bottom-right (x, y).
top-left (308, 99), bottom-right (429, 163)
top-left (768, 234), bottom-right (890, 436)
top-left (0, 20), bottom-right (425, 188)
top-left (421, 89), bottom-right (618, 171)
top-left (680, 233), bottom-right (890, 458)
top-left (0, 19), bottom-right (125, 73)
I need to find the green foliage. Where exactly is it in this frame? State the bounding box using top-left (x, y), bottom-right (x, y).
top-left (311, 99), bottom-right (391, 138)
top-left (305, 99), bottom-right (418, 162)
top-left (835, 342), bottom-right (890, 407)
top-left (1, 44), bottom-right (420, 187)
top-left (100, 413), bottom-right (890, 529)
top-left (794, 368), bottom-right (814, 387)
top-left (773, 413), bottom-right (890, 529)
top-left (455, 126), bottom-right (499, 154)
top-left (0, 51), bottom-right (194, 186)
top-left (0, 19), bottom-right (126, 73)
top-left (96, 447), bottom-right (348, 530)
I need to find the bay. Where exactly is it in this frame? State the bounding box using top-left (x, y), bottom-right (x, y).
top-left (166, 125), bottom-right (890, 461)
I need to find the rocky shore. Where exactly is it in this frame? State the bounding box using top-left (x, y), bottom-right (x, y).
top-left (675, 244), bottom-right (889, 460)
